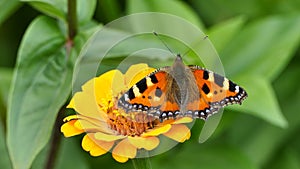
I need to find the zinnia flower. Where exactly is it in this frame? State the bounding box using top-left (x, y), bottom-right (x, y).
top-left (61, 64), bottom-right (193, 163)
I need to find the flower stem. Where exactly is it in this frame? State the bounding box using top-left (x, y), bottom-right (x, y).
top-left (44, 107), bottom-right (65, 169)
top-left (67, 0), bottom-right (77, 40)
top-left (131, 150), bottom-right (152, 169)
top-left (132, 158), bottom-right (152, 169)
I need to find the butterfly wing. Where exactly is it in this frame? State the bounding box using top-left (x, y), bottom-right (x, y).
top-left (118, 67), bottom-right (179, 119)
top-left (186, 66), bottom-right (247, 119)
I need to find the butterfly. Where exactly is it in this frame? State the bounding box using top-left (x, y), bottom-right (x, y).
top-left (117, 55), bottom-right (247, 121)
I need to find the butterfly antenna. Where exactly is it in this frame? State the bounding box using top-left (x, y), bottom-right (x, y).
top-left (181, 34), bottom-right (209, 58)
top-left (153, 31), bottom-right (177, 57)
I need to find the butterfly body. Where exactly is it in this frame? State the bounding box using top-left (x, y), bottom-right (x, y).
top-left (118, 55), bottom-right (247, 121)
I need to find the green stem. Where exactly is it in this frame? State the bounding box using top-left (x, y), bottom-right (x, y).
top-left (131, 151), bottom-right (152, 169)
top-left (44, 107), bottom-right (65, 169)
top-left (67, 0), bottom-right (77, 40)
top-left (132, 158), bottom-right (152, 169)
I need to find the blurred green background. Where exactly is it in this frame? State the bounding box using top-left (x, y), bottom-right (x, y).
top-left (1, 0), bottom-right (300, 169)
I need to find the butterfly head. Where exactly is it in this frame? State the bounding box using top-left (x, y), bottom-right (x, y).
top-left (172, 54), bottom-right (185, 70)
top-left (175, 54), bottom-right (182, 61)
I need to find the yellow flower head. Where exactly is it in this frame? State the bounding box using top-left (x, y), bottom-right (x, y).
top-left (61, 64), bottom-right (193, 163)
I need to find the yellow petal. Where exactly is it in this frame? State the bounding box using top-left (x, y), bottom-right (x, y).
top-left (141, 124), bottom-right (172, 137)
top-left (173, 117), bottom-right (193, 124)
top-left (124, 64), bottom-right (156, 87)
top-left (61, 120), bottom-right (84, 137)
top-left (80, 77), bottom-right (111, 110)
top-left (82, 134), bottom-right (114, 156)
top-left (74, 119), bottom-right (96, 131)
top-left (128, 136), bottom-right (159, 150)
top-left (63, 114), bottom-right (114, 134)
top-left (63, 115), bottom-right (78, 122)
top-left (82, 70), bottom-right (123, 94)
top-left (112, 139), bottom-right (137, 163)
top-left (94, 132), bottom-right (126, 142)
top-left (112, 154), bottom-right (129, 163)
top-left (74, 70), bottom-right (124, 110)
top-left (163, 124), bottom-right (191, 143)
top-left (72, 91), bottom-right (107, 120)
top-left (66, 98), bottom-right (75, 109)
top-left (74, 120), bottom-right (83, 129)
top-left (94, 70), bottom-right (125, 99)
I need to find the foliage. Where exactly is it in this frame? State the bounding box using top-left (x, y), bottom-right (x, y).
top-left (0, 0), bottom-right (300, 169)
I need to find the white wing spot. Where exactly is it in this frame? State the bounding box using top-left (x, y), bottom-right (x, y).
top-left (207, 93), bottom-right (213, 98)
top-left (133, 85), bottom-right (141, 97)
top-left (124, 94), bottom-right (129, 101)
top-left (146, 77), bottom-right (154, 87)
top-left (208, 72), bottom-right (214, 82)
top-left (154, 96), bottom-right (161, 102)
top-left (223, 79), bottom-right (229, 90)
top-left (235, 86), bottom-right (240, 93)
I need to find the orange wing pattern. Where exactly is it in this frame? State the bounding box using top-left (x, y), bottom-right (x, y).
top-left (118, 68), bottom-right (172, 118)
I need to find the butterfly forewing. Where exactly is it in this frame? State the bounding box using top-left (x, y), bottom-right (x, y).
top-left (118, 70), bottom-right (169, 113)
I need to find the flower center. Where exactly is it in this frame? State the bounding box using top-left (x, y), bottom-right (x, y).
top-left (107, 108), bottom-right (160, 136)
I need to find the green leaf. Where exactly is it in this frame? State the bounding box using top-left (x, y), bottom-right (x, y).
top-left (0, 71), bottom-right (13, 169)
top-left (273, 64), bottom-right (300, 102)
top-left (190, 0), bottom-right (262, 26)
top-left (208, 16), bottom-right (246, 52)
top-left (96, 0), bottom-right (122, 22)
top-left (0, 0), bottom-right (21, 26)
top-left (22, 0), bottom-right (97, 24)
top-left (0, 120), bottom-right (12, 169)
top-left (77, 0), bottom-right (96, 24)
top-left (152, 142), bottom-right (257, 169)
top-left (269, 148), bottom-right (300, 169)
top-left (54, 138), bottom-right (89, 169)
top-left (0, 68), bottom-right (13, 123)
top-left (30, 143), bottom-right (49, 169)
top-left (7, 16), bottom-right (73, 169)
top-left (76, 21), bottom-right (100, 45)
top-left (127, 0), bottom-right (205, 29)
top-left (227, 64), bottom-right (300, 167)
top-left (22, 0), bottom-right (66, 21)
top-left (0, 68), bottom-right (13, 107)
top-left (0, 71), bottom-right (11, 169)
top-left (229, 75), bottom-right (287, 128)
top-left (220, 14), bottom-right (300, 81)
